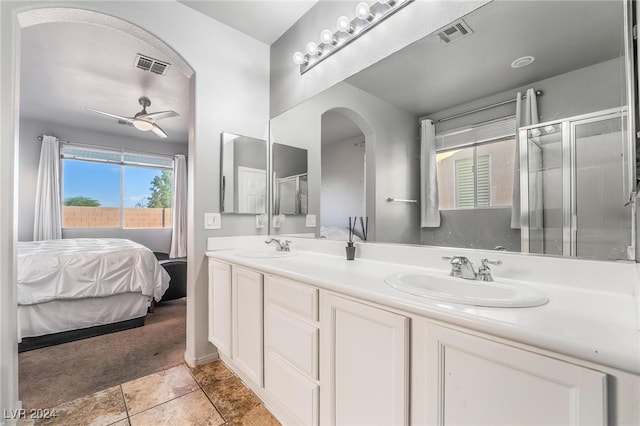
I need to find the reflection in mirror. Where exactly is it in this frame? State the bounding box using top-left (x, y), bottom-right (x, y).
top-left (269, 0), bottom-right (633, 261)
top-left (220, 132), bottom-right (267, 214)
top-left (272, 143), bottom-right (308, 215)
top-left (320, 110), bottom-right (366, 241)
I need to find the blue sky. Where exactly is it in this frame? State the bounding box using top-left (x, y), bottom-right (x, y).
top-left (63, 160), bottom-right (164, 207)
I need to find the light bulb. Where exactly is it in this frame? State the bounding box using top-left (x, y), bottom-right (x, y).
top-left (133, 119), bottom-right (154, 132)
top-left (292, 51), bottom-right (306, 65)
top-left (355, 2), bottom-right (373, 20)
top-left (306, 41), bottom-right (321, 56)
top-left (544, 125), bottom-right (556, 134)
top-left (336, 15), bottom-right (353, 33)
top-left (320, 29), bottom-right (336, 45)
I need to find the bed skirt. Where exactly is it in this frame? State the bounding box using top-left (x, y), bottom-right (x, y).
top-left (18, 316), bottom-right (146, 352)
top-left (18, 293), bottom-right (151, 352)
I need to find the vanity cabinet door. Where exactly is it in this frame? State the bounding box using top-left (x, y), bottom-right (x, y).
top-left (232, 266), bottom-right (264, 387)
top-left (264, 275), bottom-right (319, 426)
top-left (423, 324), bottom-right (607, 426)
top-left (320, 292), bottom-right (410, 426)
top-left (208, 259), bottom-right (232, 358)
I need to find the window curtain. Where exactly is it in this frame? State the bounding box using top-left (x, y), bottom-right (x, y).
top-left (420, 118), bottom-right (441, 227)
top-left (169, 154), bottom-right (187, 258)
top-left (33, 135), bottom-right (62, 240)
top-left (511, 88), bottom-right (539, 229)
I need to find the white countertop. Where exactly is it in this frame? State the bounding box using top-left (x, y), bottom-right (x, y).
top-left (206, 244), bottom-right (640, 375)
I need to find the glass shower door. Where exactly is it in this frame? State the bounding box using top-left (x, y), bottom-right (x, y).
top-left (520, 108), bottom-right (633, 260)
top-left (571, 113), bottom-right (632, 260)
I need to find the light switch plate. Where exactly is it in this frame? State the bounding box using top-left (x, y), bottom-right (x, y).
top-left (306, 214), bottom-right (316, 227)
top-left (255, 214), bottom-right (265, 229)
top-left (204, 212), bottom-right (221, 229)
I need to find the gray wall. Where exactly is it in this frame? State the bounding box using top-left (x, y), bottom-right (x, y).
top-left (18, 117), bottom-right (188, 252)
top-left (270, 82), bottom-right (420, 244)
top-left (273, 143), bottom-right (307, 177)
top-left (321, 135), bottom-right (365, 229)
top-left (421, 57), bottom-right (626, 249)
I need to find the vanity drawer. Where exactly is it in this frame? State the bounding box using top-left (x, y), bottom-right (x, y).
top-left (265, 351), bottom-right (319, 426)
top-left (265, 275), bottom-right (318, 321)
top-left (265, 305), bottom-right (318, 379)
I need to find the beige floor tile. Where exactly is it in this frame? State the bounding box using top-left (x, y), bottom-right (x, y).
top-left (202, 376), bottom-right (260, 422)
top-left (107, 419), bottom-right (130, 426)
top-left (227, 404), bottom-right (281, 426)
top-left (129, 390), bottom-right (224, 426)
top-left (189, 360), bottom-right (235, 387)
top-left (122, 364), bottom-right (199, 416)
top-left (31, 386), bottom-right (127, 426)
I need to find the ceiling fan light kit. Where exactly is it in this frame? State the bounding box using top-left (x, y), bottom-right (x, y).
top-left (84, 96), bottom-right (179, 139)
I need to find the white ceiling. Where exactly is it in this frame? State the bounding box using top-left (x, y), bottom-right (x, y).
top-left (19, 1), bottom-right (624, 147)
top-left (19, 1), bottom-right (318, 145)
top-left (346, 0), bottom-right (624, 116)
top-left (178, 0), bottom-right (318, 45)
top-left (20, 21), bottom-right (192, 144)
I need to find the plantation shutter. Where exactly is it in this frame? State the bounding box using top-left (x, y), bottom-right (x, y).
top-left (455, 155), bottom-right (491, 208)
top-left (476, 155), bottom-right (491, 206)
top-left (455, 158), bottom-right (475, 208)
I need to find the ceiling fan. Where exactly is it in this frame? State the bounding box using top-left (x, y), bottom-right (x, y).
top-left (84, 96), bottom-right (179, 139)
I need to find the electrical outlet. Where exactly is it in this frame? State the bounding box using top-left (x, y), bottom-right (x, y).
top-left (272, 214), bottom-right (285, 228)
top-left (306, 214), bottom-right (316, 227)
top-left (204, 212), bottom-right (221, 229)
top-left (255, 214), bottom-right (265, 229)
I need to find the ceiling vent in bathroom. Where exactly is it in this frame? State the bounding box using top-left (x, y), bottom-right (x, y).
top-left (134, 54), bottom-right (170, 75)
top-left (436, 19), bottom-right (473, 44)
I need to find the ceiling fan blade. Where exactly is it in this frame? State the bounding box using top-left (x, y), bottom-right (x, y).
top-left (84, 107), bottom-right (133, 123)
top-left (137, 110), bottom-right (180, 121)
top-left (151, 123), bottom-right (168, 139)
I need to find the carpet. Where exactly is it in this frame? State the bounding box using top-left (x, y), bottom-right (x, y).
top-left (18, 298), bottom-right (186, 411)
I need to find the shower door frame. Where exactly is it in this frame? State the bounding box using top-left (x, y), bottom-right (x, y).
top-left (519, 107), bottom-right (634, 260)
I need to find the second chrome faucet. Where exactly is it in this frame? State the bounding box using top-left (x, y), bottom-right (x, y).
top-left (442, 256), bottom-right (502, 282)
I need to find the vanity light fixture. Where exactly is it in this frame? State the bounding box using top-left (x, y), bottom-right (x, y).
top-left (292, 0), bottom-right (414, 75)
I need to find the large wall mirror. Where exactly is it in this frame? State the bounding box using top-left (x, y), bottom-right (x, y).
top-left (220, 132), bottom-right (267, 214)
top-left (269, 0), bottom-right (635, 262)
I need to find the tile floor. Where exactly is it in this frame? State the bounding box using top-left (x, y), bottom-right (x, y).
top-left (18, 361), bottom-right (281, 426)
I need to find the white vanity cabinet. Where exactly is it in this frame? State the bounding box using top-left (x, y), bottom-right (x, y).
top-left (414, 322), bottom-right (607, 426)
top-left (231, 265), bottom-right (264, 387)
top-left (264, 274), bottom-right (320, 425)
top-left (207, 259), bottom-right (264, 387)
top-left (320, 292), bottom-right (410, 426)
top-left (208, 259), bottom-right (232, 358)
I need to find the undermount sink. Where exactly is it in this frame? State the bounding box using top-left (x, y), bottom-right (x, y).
top-left (234, 248), bottom-right (297, 259)
top-left (384, 271), bottom-right (548, 308)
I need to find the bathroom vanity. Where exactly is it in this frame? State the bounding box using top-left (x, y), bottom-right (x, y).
top-left (207, 237), bottom-right (639, 426)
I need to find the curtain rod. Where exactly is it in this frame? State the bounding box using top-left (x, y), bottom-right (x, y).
top-left (429, 90), bottom-right (543, 123)
top-left (36, 136), bottom-right (187, 159)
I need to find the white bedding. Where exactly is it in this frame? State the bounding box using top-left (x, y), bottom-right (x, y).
top-left (18, 293), bottom-right (150, 338)
top-left (17, 238), bottom-right (170, 305)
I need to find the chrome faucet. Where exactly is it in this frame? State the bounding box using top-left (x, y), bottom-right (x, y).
top-left (265, 238), bottom-right (291, 252)
top-left (442, 256), bottom-right (502, 281)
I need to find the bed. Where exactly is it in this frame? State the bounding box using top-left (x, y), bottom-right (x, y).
top-left (17, 238), bottom-right (170, 351)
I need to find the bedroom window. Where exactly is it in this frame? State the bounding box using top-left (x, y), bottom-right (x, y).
top-left (436, 117), bottom-right (515, 210)
top-left (61, 145), bottom-right (174, 229)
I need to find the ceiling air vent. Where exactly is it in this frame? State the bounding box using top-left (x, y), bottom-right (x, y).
top-left (134, 54), bottom-right (170, 75)
top-left (437, 19), bottom-right (473, 44)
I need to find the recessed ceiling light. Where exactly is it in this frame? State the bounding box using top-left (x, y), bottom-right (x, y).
top-left (511, 56), bottom-right (535, 69)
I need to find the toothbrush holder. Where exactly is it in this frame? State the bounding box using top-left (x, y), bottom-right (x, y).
top-left (346, 241), bottom-right (356, 261)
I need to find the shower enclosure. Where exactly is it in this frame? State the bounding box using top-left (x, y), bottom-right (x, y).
top-left (519, 107), bottom-right (634, 260)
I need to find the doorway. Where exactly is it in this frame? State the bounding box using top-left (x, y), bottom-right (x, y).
top-left (320, 110), bottom-right (366, 240)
